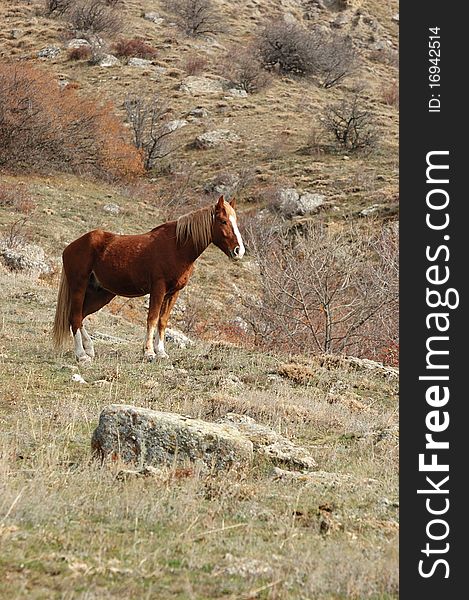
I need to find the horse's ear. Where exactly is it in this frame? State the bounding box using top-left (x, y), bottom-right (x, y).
top-left (229, 197), bottom-right (236, 209)
top-left (216, 195), bottom-right (224, 211)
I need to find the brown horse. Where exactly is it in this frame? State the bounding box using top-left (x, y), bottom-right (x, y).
top-left (53, 196), bottom-right (245, 363)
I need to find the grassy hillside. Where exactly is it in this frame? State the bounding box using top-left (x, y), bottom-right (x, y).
top-left (1, 0), bottom-right (399, 597)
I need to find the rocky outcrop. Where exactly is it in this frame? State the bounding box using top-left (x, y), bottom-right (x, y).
top-left (272, 188), bottom-right (326, 218)
top-left (92, 407), bottom-right (317, 472)
top-left (180, 76), bottom-right (226, 95)
top-left (0, 238), bottom-right (50, 278)
top-left (92, 405), bottom-right (254, 471)
top-left (195, 130), bottom-right (242, 149)
top-left (218, 413), bottom-right (317, 470)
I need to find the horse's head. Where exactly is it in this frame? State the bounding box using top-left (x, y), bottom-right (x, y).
top-left (212, 196), bottom-right (245, 260)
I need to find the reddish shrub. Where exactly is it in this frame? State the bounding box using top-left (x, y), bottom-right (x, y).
top-left (0, 183), bottom-right (36, 214)
top-left (182, 52), bottom-right (209, 75)
top-left (67, 45), bottom-right (92, 60)
top-left (0, 63), bottom-right (143, 179)
top-left (112, 38), bottom-right (157, 59)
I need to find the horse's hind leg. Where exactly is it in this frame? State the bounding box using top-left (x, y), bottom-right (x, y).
top-left (144, 284), bottom-right (165, 361)
top-left (82, 285), bottom-right (116, 358)
top-left (155, 291), bottom-right (180, 358)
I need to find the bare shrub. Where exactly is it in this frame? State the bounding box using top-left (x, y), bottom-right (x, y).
top-left (164, 0), bottom-right (223, 37)
top-left (0, 63), bottom-right (143, 179)
top-left (44, 0), bottom-right (72, 16)
top-left (316, 32), bottom-right (356, 88)
top-left (0, 183), bottom-right (36, 214)
top-left (320, 92), bottom-right (378, 152)
top-left (221, 45), bottom-right (272, 93)
top-left (257, 20), bottom-right (317, 76)
top-left (66, 0), bottom-right (122, 36)
top-left (124, 95), bottom-right (182, 171)
top-left (244, 218), bottom-right (398, 361)
top-left (67, 45), bottom-right (92, 60)
top-left (381, 80), bottom-right (399, 107)
top-left (112, 38), bottom-right (157, 59)
top-left (182, 52), bottom-right (209, 75)
top-left (257, 20), bottom-right (355, 84)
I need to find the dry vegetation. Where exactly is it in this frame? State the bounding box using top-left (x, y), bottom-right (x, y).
top-left (1, 0), bottom-right (399, 597)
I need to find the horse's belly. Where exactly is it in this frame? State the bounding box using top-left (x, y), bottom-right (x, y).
top-left (92, 267), bottom-right (149, 297)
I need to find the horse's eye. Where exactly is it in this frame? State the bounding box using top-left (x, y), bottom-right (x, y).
top-left (221, 220), bottom-right (227, 225)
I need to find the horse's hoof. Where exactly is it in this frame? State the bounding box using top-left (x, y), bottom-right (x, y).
top-left (156, 351), bottom-right (170, 360)
top-left (84, 349), bottom-right (95, 359)
top-left (77, 354), bottom-right (92, 366)
top-left (144, 353), bottom-right (156, 363)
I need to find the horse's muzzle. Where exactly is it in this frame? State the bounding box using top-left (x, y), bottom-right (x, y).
top-left (231, 246), bottom-right (242, 260)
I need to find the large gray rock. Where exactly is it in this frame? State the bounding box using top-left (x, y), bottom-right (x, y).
top-left (218, 413), bottom-right (317, 471)
top-left (274, 188), bottom-right (326, 218)
top-left (195, 130), bottom-right (241, 149)
top-left (0, 238), bottom-right (50, 278)
top-left (180, 76), bottom-right (226, 95)
top-left (92, 405), bottom-right (253, 470)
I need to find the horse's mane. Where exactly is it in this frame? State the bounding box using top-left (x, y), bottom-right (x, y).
top-left (175, 205), bottom-right (215, 253)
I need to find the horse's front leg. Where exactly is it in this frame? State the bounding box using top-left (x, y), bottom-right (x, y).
top-left (155, 291), bottom-right (180, 359)
top-left (144, 285), bottom-right (165, 361)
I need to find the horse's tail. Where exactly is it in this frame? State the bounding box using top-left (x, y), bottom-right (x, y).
top-left (53, 269), bottom-right (71, 349)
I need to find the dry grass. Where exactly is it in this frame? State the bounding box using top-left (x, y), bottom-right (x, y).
top-left (0, 261), bottom-right (398, 598)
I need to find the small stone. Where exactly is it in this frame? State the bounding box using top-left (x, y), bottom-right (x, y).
top-left (128, 57), bottom-right (153, 68)
top-left (165, 119), bottom-right (188, 132)
top-left (164, 328), bottom-right (193, 349)
top-left (98, 54), bottom-right (119, 67)
top-left (38, 46), bottom-right (61, 59)
top-left (188, 107), bottom-right (209, 119)
top-left (195, 129), bottom-right (241, 149)
top-left (143, 12), bottom-right (164, 25)
top-left (227, 88), bottom-right (248, 98)
top-left (67, 38), bottom-right (91, 49)
top-left (103, 203), bottom-right (121, 215)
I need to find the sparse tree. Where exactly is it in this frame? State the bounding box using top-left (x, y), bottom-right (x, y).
top-left (164, 0), bottom-right (223, 37)
top-left (124, 95), bottom-right (181, 171)
top-left (320, 92), bottom-right (378, 152)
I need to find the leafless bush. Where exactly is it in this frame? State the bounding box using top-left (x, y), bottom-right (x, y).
top-left (112, 38), bottom-right (157, 59)
top-left (320, 92), bottom-right (378, 152)
top-left (164, 0), bottom-right (223, 37)
top-left (66, 0), bottom-right (122, 36)
top-left (0, 183), bottom-right (36, 214)
top-left (221, 45), bottom-right (272, 93)
top-left (244, 218), bottom-right (398, 360)
top-left (124, 95), bottom-right (182, 171)
top-left (44, 0), bottom-right (71, 16)
top-left (257, 20), bottom-right (355, 84)
top-left (316, 32), bottom-right (356, 88)
top-left (381, 80), bottom-right (399, 107)
top-left (257, 20), bottom-right (318, 76)
top-left (182, 52), bottom-right (209, 75)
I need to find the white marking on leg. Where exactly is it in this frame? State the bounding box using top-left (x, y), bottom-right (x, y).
top-left (80, 325), bottom-right (95, 358)
top-left (74, 330), bottom-right (90, 363)
top-left (144, 324), bottom-right (157, 360)
top-left (229, 215), bottom-right (245, 258)
top-left (155, 334), bottom-right (169, 359)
